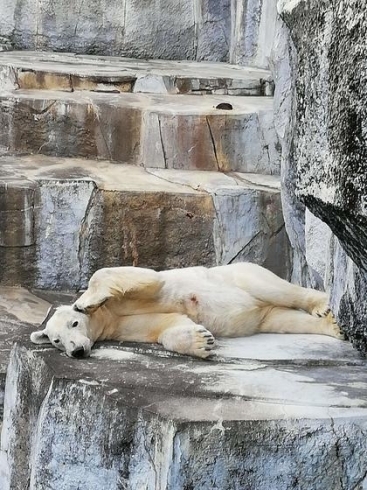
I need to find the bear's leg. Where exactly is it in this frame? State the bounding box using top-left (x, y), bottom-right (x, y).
top-left (74, 267), bottom-right (162, 313)
top-left (229, 263), bottom-right (330, 317)
top-left (259, 306), bottom-right (344, 339)
top-left (109, 313), bottom-right (216, 358)
top-left (158, 323), bottom-right (216, 358)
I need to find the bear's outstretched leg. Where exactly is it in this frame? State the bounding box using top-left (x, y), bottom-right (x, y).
top-left (158, 324), bottom-right (215, 358)
top-left (259, 306), bottom-right (344, 339)
top-left (222, 263), bottom-right (330, 317)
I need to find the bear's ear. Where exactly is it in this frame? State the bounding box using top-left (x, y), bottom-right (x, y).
top-left (30, 330), bottom-right (51, 345)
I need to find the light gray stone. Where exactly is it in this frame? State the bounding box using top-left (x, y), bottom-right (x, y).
top-left (35, 180), bottom-right (97, 290)
top-left (196, 0), bottom-right (231, 62)
top-left (305, 209), bottom-right (332, 282)
top-left (269, 14), bottom-right (322, 288)
top-left (0, 51), bottom-right (274, 96)
top-left (1, 334), bottom-right (367, 489)
top-left (0, 90), bottom-right (280, 173)
top-left (0, 155), bottom-right (289, 289)
top-left (0, 0), bottom-right (277, 68)
top-left (230, 0), bottom-right (278, 69)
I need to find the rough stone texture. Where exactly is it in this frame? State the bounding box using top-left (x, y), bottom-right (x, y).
top-left (0, 180), bottom-right (36, 247)
top-left (0, 287), bottom-right (51, 420)
top-left (0, 51), bottom-right (274, 96)
top-left (0, 89), bottom-right (280, 174)
top-left (277, 1), bottom-right (367, 354)
top-left (230, 0), bottom-right (278, 69)
top-left (1, 331), bottom-right (367, 490)
top-left (0, 0), bottom-right (277, 68)
top-left (0, 155), bottom-right (289, 290)
top-left (269, 14), bottom-right (322, 289)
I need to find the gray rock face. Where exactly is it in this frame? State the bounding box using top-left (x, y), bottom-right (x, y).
top-left (1, 335), bottom-right (367, 490)
top-left (269, 15), bottom-right (322, 289)
top-left (0, 0), bottom-right (276, 68)
top-left (0, 155), bottom-right (289, 290)
top-left (277, 1), bottom-right (367, 353)
top-left (0, 90), bottom-right (280, 174)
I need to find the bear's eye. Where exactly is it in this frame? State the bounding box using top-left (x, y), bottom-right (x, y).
top-left (72, 321), bottom-right (79, 328)
top-left (54, 339), bottom-right (60, 344)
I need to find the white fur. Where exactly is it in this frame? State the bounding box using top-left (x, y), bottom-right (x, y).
top-left (30, 263), bottom-right (343, 358)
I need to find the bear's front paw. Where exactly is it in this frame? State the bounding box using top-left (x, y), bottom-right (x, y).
top-left (190, 326), bottom-right (216, 358)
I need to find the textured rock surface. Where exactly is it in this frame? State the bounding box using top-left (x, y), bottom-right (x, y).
top-left (0, 287), bottom-right (51, 420)
top-left (0, 0), bottom-right (277, 68)
top-left (0, 51), bottom-right (274, 96)
top-left (270, 14), bottom-right (322, 289)
top-left (0, 155), bottom-right (289, 290)
top-left (0, 90), bottom-right (280, 174)
top-left (1, 333), bottom-right (367, 490)
top-left (277, 1), bottom-right (367, 353)
top-left (0, 90), bottom-right (280, 173)
top-left (230, 0), bottom-right (278, 69)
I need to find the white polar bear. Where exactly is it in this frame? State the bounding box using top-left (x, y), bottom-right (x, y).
top-left (30, 263), bottom-right (343, 359)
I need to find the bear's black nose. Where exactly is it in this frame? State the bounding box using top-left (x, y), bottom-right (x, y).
top-left (71, 347), bottom-right (86, 358)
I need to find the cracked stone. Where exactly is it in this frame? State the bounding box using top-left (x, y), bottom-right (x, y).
top-left (0, 90), bottom-right (279, 173)
top-left (0, 155), bottom-right (288, 290)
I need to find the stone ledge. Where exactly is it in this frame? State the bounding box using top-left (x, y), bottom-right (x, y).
top-left (1, 286), bottom-right (367, 488)
top-left (0, 90), bottom-right (280, 173)
top-left (0, 51), bottom-right (274, 96)
top-left (1, 333), bottom-right (367, 489)
top-left (0, 156), bottom-right (289, 289)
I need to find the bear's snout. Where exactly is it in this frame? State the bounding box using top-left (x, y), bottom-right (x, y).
top-left (71, 347), bottom-right (87, 358)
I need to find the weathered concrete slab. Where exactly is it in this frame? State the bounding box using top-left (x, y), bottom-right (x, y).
top-left (0, 324), bottom-right (366, 489)
top-left (0, 90), bottom-right (280, 174)
top-left (0, 155), bottom-right (289, 289)
top-left (0, 0), bottom-right (276, 68)
top-left (0, 51), bottom-right (274, 96)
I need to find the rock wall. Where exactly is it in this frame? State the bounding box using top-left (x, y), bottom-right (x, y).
top-left (274, 0), bottom-right (367, 354)
top-left (2, 340), bottom-right (367, 490)
top-left (0, 0), bottom-right (277, 69)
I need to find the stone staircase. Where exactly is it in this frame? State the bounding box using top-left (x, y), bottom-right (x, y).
top-left (0, 50), bottom-right (289, 291)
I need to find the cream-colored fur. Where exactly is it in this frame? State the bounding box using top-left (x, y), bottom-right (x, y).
top-left (30, 263), bottom-right (343, 358)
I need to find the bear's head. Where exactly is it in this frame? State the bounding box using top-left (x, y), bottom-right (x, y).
top-left (30, 305), bottom-right (93, 358)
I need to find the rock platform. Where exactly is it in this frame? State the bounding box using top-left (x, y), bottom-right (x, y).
top-left (1, 287), bottom-right (367, 490)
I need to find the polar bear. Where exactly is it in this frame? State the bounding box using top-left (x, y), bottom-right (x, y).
top-left (30, 263), bottom-right (343, 359)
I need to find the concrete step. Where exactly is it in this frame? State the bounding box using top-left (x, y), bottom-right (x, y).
top-left (0, 154), bottom-right (289, 290)
top-left (0, 89), bottom-right (280, 173)
top-left (0, 0), bottom-right (277, 69)
top-left (0, 288), bottom-right (366, 489)
top-left (0, 51), bottom-right (274, 96)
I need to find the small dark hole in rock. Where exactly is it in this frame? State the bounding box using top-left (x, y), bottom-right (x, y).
top-left (216, 103), bottom-right (233, 110)
top-left (186, 212), bottom-right (194, 219)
